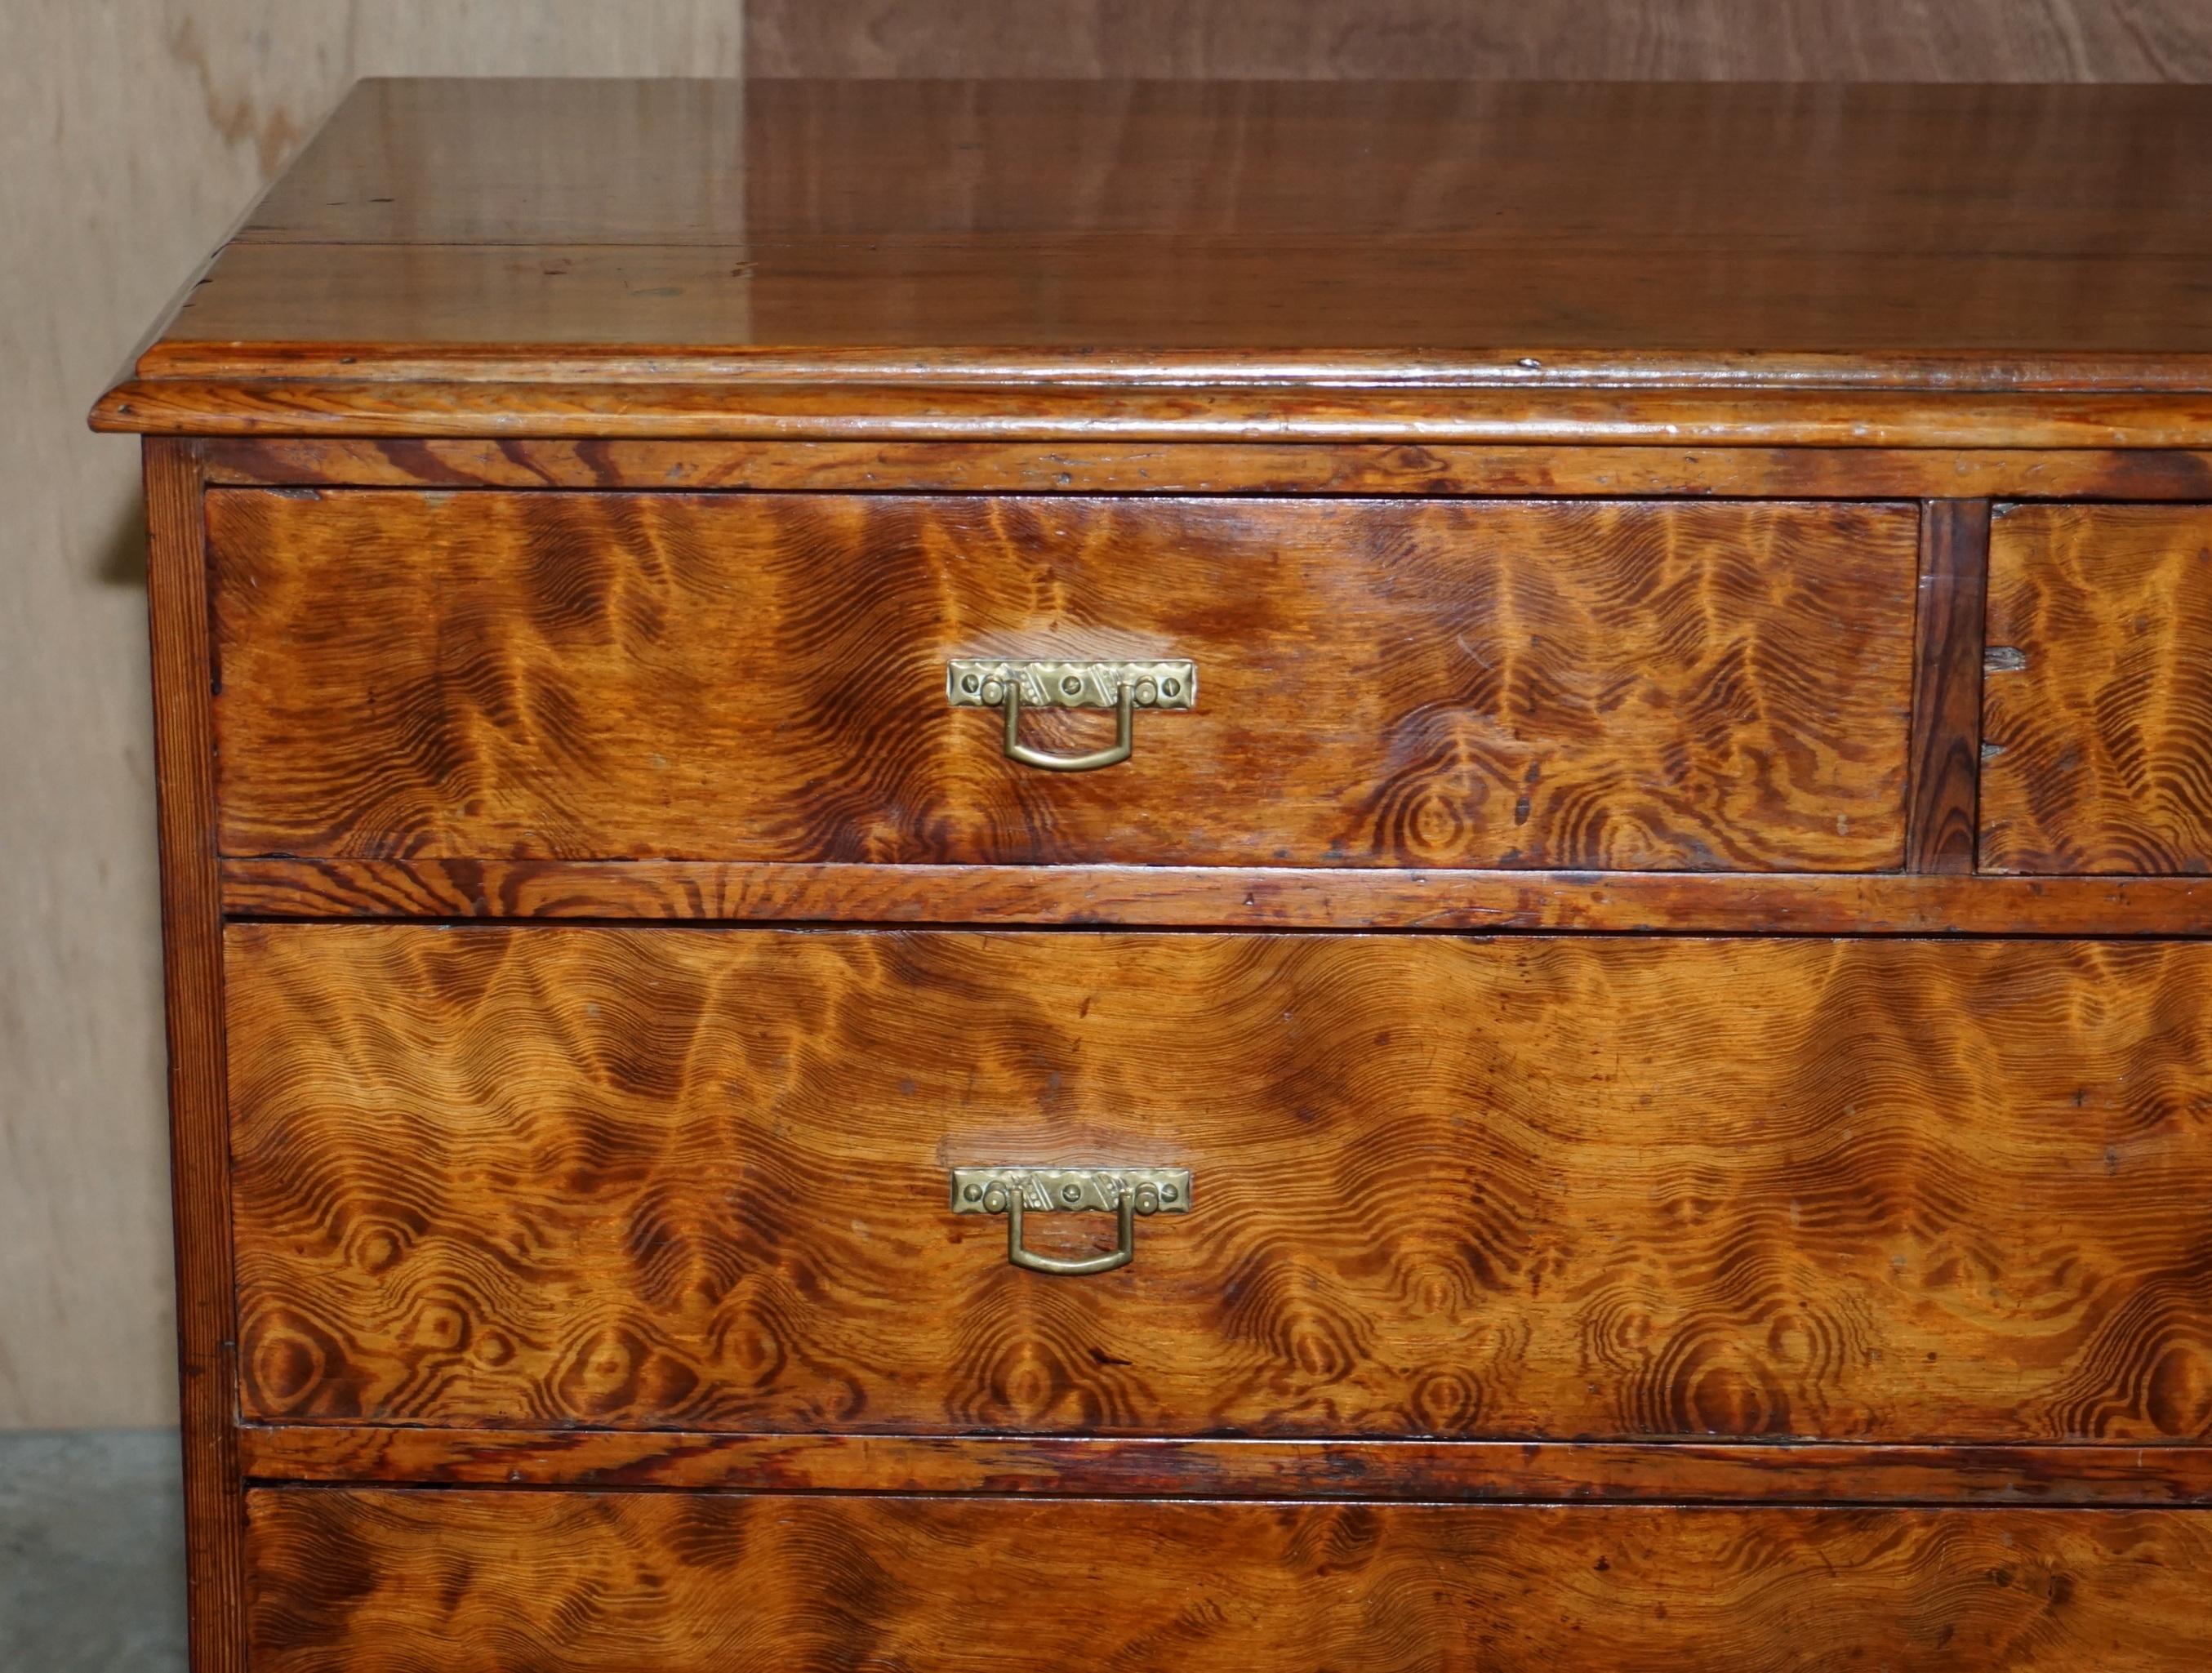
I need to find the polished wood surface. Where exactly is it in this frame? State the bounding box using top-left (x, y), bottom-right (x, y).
top-left (216, 857), bottom-right (2212, 936)
top-left (142, 441), bottom-right (246, 1673)
top-left (241, 1425), bottom-right (2212, 1506)
top-left (99, 375), bottom-right (2212, 447)
top-left (749, 0), bottom-right (2212, 81)
top-left (243, 1490), bottom-right (2212, 1671)
top-left (196, 436), bottom-right (2212, 502)
top-left (229, 926), bottom-right (2212, 1443)
top-left (1982, 505), bottom-right (2212, 876)
top-left (240, 79), bottom-right (2212, 250)
top-left (129, 239), bottom-right (2212, 371)
top-left (91, 79), bottom-right (2212, 443)
top-left (207, 489), bottom-right (1915, 872)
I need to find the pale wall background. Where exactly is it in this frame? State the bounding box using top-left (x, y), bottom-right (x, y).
top-left (0, 0), bottom-right (747, 1431)
top-left (6, 0), bottom-right (2212, 1431)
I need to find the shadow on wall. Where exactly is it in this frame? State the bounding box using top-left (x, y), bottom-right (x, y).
top-left (99, 496), bottom-right (151, 590)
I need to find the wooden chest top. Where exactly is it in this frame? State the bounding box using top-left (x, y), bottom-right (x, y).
top-left (93, 77), bottom-right (2212, 445)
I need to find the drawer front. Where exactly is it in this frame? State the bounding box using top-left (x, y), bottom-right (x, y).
top-left (208, 491), bottom-right (1916, 871)
top-left (244, 1489), bottom-right (2212, 1671)
top-left (229, 925), bottom-right (2212, 1442)
top-left (1983, 504), bottom-right (2212, 874)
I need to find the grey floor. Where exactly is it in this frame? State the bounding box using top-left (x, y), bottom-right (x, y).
top-left (0, 1431), bottom-right (188, 1671)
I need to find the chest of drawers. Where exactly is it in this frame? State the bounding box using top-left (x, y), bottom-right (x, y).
top-left (96, 78), bottom-right (2212, 1671)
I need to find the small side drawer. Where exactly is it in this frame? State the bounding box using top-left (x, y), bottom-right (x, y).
top-left (207, 490), bottom-right (1918, 872)
top-left (1982, 503), bottom-right (2212, 874)
top-left (243, 1489), bottom-right (2212, 1671)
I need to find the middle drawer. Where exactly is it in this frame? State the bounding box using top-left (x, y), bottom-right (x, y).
top-left (229, 925), bottom-right (2212, 1444)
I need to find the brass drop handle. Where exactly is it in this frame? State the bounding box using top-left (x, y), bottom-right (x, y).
top-left (950, 1167), bottom-right (1191, 1276)
top-left (1011, 1186), bottom-right (1137, 1275)
top-left (1006, 678), bottom-right (1133, 772)
top-left (947, 659), bottom-right (1196, 774)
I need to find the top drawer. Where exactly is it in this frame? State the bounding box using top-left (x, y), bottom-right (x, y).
top-left (208, 491), bottom-right (1916, 870)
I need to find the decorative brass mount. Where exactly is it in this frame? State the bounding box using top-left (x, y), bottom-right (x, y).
top-left (948, 1166), bottom-right (1193, 1275)
top-left (946, 659), bottom-right (1197, 772)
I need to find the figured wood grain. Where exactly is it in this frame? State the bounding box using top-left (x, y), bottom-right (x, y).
top-left (216, 857), bottom-right (2212, 936)
top-left (194, 437), bottom-right (2212, 502)
top-left (142, 441), bottom-right (245, 1672)
top-left (243, 1489), bottom-right (2212, 1672)
top-left (229, 926), bottom-right (2212, 1443)
top-left (1904, 501), bottom-right (1991, 874)
top-left (1982, 505), bottom-right (2212, 874)
top-left (240, 1425), bottom-right (2212, 1506)
top-left (207, 490), bottom-right (1915, 872)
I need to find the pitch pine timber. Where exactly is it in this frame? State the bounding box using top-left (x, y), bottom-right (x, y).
top-left (96, 78), bottom-right (2212, 1671)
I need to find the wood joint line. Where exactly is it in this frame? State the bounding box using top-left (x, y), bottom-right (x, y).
top-left (1904, 499), bottom-right (1992, 874)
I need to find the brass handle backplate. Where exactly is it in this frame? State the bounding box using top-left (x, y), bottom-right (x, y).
top-left (949, 1166), bottom-right (1192, 1275)
top-left (947, 659), bottom-right (1196, 773)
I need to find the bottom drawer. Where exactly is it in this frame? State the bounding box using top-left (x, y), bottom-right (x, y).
top-left (247, 1490), bottom-right (2210, 1671)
